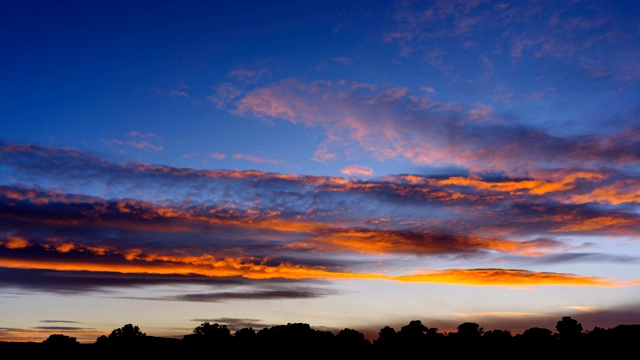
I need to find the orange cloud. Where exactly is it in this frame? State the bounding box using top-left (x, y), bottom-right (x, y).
top-left (0, 251), bottom-right (374, 281)
top-left (392, 268), bottom-right (616, 287)
top-left (430, 171), bottom-right (606, 195)
top-left (569, 179), bottom-right (640, 205)
top-left (300, 230), bottom-right (560, 257)
top-left (552, 216), bottom-right (637, 232)
top-left (0, 247), bottom-right (624, 288)
top-left (0, 185), bottom-right (566, 258)
top-left (54, 243), bottom-right (76, 253)
top-left (341, 165), bottom-right (374, 176)
top-left (3, 236), bottom-right (30, 249)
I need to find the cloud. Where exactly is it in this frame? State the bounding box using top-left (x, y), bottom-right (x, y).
top-left (341, 165), bottom-right (373, 176)
top-left (102, 132), bottom-right (164, 152)
top-left (126, 132), bottom-right (158, 139)
top-left (224, 79), bottom-right (640, 174)
top-left (40, 320), bottom-right (81, 323)
top-left (228, 67), bottom-right (271, 83)
top-left (385, 1), bottom-right (634, 84)
top-left (505, 252), bottom-right (640, 265)
top-left (1, 236), bottom-right (29, 249)
top-left (207, 83), bottom-right (243, 109)
top-left (34, 326), bottom-right (92, 330)
top-left (0, 142), bottom-right (639, 295)
top-left (0, 267), bottom-right (250, 294)
top-left (232, 153), bottom-right (281, 164)
top-left (392, 268), bottom-right (616, 287)
top-left (167, 287), bottom-right (333, 302)
top-left (168, 90), bottom-right (189, 98)
top-left (208, 152), bottom-right (227, 160)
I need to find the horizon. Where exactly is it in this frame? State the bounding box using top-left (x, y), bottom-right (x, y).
top-left (2, 315), bottom-right (631, 344)
top-left (1, 0), bottom-right (640, 344)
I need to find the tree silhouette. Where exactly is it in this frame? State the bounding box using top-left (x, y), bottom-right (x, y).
top-left (399, 320), bottom-right (428, 340)
top-left (107, 324), bottom-right (146, 347)
top-left (556, 316), bottom-right (583, 339)
top-left (3, 314), bottom-right (639, 357)
top-left (183, 322), bottom-right (232, 350)
top-left (426, 327), bottom-right (444, 338)
top-left (43, 334), bottom-right (79, 347)
top-left (455, 322), bottom-right (484, 338)
top-left (483, 329), bottom-right (512, 340)
top-left (234, 327), bottom-right (256, 340)
top-left (336, 328), bottom-right (369, 346)
top-left (373, 325), bottom-right (397, 348)
top-left (521, 327), bottom-right (553, 339)
top-left (109, 324), bottom-right (146, 340)
top-left (95, 335), bottom-right (110, 346)
top-left (191, 322), bottom-right (231, 338)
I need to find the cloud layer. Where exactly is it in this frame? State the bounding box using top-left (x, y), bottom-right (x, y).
top-left (1, 142), bottom-right (638, 298)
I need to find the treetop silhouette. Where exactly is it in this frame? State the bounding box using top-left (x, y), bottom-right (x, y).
top-left (3, 316), bottom-right (638, 358)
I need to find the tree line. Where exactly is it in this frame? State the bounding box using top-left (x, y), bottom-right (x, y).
top-left (1, 316), bottom-right (638, 358)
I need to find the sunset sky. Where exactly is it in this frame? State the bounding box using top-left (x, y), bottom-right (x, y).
top-left (1, 0), bottom-right (640, 343)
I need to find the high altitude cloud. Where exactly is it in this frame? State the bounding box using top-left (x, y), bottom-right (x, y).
top-left (388, 1), bottom-right (640, 82)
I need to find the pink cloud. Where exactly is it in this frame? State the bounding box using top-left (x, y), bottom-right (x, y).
top-left (208, 152), bottom-right (227, 160)
top-left (341, 165), bottom-right (374, 176)
top-left (207, 83), bottom-right (243, 109)
top-left (218, 78), bottom-right (640, 174)
top-left (128, 141), bottom-right (164, 152)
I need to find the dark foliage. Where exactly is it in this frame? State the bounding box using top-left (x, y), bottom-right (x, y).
top-left (0, 317), bottom-right (638, 359)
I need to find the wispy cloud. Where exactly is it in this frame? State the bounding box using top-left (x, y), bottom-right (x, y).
top-left (341, 165), bottom-right (373, 176)
top-left (228, 67), bottom-right (271, 83)
top-left (168, 90), bottom-right (189, 98)
top-left (333, 57), bottom-right (352, 65)
top-left (167, 287), bottom-right (333, 302)
top-left (232, 153), bottom-right (281, 164)
top-left (103, 132), bottom-right (164, 152)
top-left (208, 83), bottom-right (243, 109)
top-left (208, 152), bottom-right (227, 160)
top-left (378, 0), bottom-right (640, 101)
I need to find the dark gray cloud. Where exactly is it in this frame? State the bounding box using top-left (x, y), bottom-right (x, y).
top-left (34, 326), bottom-right (93, 331)
top-left (529, 252), bottom-right (640, 264)
top-left (0, 267), bottom-right (248, 294)
top-left (39, 320), bottom-right (81, 323)
top-left (168, 287), bottom-right (333, 302)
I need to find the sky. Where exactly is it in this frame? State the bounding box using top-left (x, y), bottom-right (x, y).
top-left (1, 0), bottom-right (640, 343)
